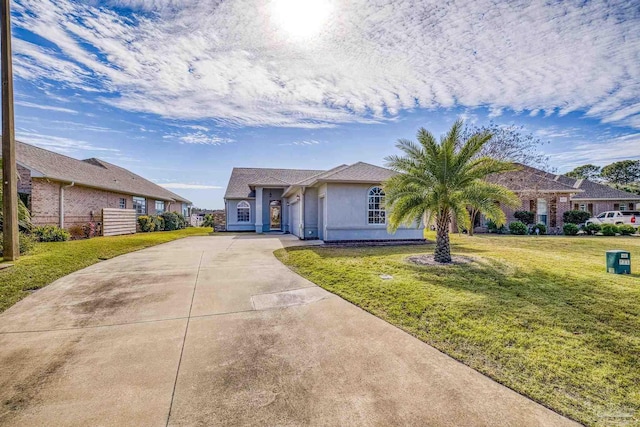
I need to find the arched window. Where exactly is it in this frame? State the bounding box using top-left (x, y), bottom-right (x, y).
top-left (367, 187), bottom-right (386, 224)
top-left (237, 201), bottom-right (250, 222)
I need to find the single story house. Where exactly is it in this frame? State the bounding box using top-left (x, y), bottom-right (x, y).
top-left (483, 164), bottom-right (640, 232)
top-left (224, 162), bottom-right (424, 242)
top-left (552, 174), bottom-right (640, 215)
top-left (9, 140), bottom-right (192, 228)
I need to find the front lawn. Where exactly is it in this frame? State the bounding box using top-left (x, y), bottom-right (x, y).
top-left (275, 235), bottom-right (640, 427)
top-left (0, 228), bottom-right (210, 313)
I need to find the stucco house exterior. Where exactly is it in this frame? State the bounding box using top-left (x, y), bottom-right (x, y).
top-left (10, 140), bottom-right (191, 229)
top-left (224, 162), bottom-right (425, 241)
top-left (482, 164), bottom-right (640, 232)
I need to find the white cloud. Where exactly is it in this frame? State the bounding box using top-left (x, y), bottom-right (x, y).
top-left (15, 100), bottom-right (78, 114)
top-left (279, 139), bottom-right (323, 146)
top-left (11, 0), bottom-right (640, 128)
top-left (162, 131), bottom-right (233, 145)
top-left (158, 183), bottom-right (223, 190)
top-left (551, 133), bottom-right (640, 170)
top-left (15, 130), bottom-right (120, 154)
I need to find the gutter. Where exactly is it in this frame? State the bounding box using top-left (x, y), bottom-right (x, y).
top-left (59, 182), bottom-right (75, 228)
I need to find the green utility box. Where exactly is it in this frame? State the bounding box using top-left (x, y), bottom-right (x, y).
top-left (606, 250), bottom-right (631, 274)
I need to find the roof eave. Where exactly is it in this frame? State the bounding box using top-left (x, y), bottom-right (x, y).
top-left (32, 176), bottom-right (182, 203)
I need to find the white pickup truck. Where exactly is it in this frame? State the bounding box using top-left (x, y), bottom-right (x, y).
top-left (585, 211), bottom-right (639, 227)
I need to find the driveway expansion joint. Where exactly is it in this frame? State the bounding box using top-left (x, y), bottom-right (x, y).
top-left (165, 250), bottom-right (204, 427)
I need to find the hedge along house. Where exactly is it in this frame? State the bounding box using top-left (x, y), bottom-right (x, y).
top-left (7, 140), bottom-right (192, 229)
top-left (224, 162), bottom-right (425, 242)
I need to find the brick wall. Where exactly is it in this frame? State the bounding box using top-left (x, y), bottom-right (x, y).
top-left (17, 164), bottom-right (31, 194)
top-left (476, 192), bottom-right (573, 234)
top-left (31, 178), bottom-right (134, 228)
top-left (570, 200), bottom-right (640, 216)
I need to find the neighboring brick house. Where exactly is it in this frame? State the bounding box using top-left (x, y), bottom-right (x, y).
top-left (9, 140), bottom-right (191, 229)
top-left (551, 175), bottom-right (640, 215)
top-left (483, 164), bottom-right (580, 233)
top-left (479, 164), bottom-right (640, 233)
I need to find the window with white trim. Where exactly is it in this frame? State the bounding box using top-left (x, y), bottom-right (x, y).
top-left (579, 204), bottom-right (587, 212)
top-left (155, 200), bottom-right (165, 213)
top-left (237, 201), bottom-right (250, 222)
top-left (367, 186), bottom-right (386, 224)
top-left (119, 198), bottom-right (126, 209)
top-left (619, 203), bottom-right (628, 211)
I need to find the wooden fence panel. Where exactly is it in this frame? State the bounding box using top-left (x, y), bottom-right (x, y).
top-left (102, 208), bottom-right (136, 236)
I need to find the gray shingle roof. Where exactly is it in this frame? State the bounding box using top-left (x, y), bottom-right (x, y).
top-left (225, 162), bottom-right (397, 199)
top-left (12, 140), bottom-right (191, 203)
top-left (318, 162), bottom-right (396, 183)
top-left (564, 178), bottom-right (640, 200)
top-left (487, 164), bottom-right (580, 193)
top-left (225, 167), bottom-right (324, 199)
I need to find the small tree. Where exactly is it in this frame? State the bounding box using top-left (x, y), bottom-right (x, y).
top-left (461, 121), bottom-right (549, 169)
top-left (514, 211), bottom-right (535, 225)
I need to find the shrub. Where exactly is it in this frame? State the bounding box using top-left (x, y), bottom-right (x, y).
top-left (563, 210), bottom-right (591, 225)
top-left (202, 214), bottom-right (215, 229)
top-left (0, 232), bottom-right (37, 256)
top-left (532, 223), bottom-right (547, 235)
top-left (509, 221), bottom-right (528, 235)
top-left (175, 213), bottom-right (187, 229)
top-left (584, 223), bottom-right (601, 235)
top-left (153, 215), bottom-right (165, 232)
top-left (601, 224), bottom-right (619, 236)
top-left (161, 212), bottom-right (180, 231)
top-left (68, 224), bottom-right (85, 240)
top-left (33, 225), bottom-right (70, 242)
top-left (487, 220), bottom-right (507, 234)
top-left (618, 224), bottom-right (637, 236)
top-left (563, 223), bottom-right (579, 236)
top-left (137, 215), bottom-right (156, 232)
top-left (82, 222), bottom-right (97, 238)
top-left (514, 211), bottom-right (535, 225)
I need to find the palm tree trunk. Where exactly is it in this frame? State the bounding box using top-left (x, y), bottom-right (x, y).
top-left (434, 209), bottom-right (451, 263)
top-left (469, 209), bottom-right (477, 236)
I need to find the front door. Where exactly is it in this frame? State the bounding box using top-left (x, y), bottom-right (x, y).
top-left (270, 201), bottom-right (281, 230)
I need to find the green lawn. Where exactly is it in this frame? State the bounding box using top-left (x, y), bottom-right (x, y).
top-left (0, 228), bottom-right (210, 313)
top-left (275, 235), bottom-right (640, 427)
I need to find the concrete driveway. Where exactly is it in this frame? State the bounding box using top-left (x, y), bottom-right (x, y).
top-left (0, 234), bottom-right (578, 426)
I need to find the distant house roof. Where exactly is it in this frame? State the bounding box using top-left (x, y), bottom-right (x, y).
top-left (225, 162), bottom-right (397, 199)
top-left (11, 140), bottom-right (191, 204)
top-left (487, 164), bottom-right (581, 193)
top-left (488, 164), bottom-right (639, 200)
top-left (556, 175), bottom-right (640, 200)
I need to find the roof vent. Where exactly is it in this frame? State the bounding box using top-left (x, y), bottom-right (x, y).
top-left (82, 158), bottom-right (108, 169)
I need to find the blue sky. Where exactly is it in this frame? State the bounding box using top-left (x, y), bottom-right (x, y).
top-left (9, 0), bottom-right (640, 208)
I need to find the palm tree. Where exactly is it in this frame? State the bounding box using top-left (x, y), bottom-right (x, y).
top-left (384, 120), bottom-right (519, 263)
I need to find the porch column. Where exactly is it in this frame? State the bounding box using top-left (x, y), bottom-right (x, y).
top-left (255, 187), bottom-right (263, 233)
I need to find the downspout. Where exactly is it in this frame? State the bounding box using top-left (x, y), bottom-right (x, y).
top-left (59, 181), bottom-right (75, 228)
top-left (300, 187), bottom-right (306, 239)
